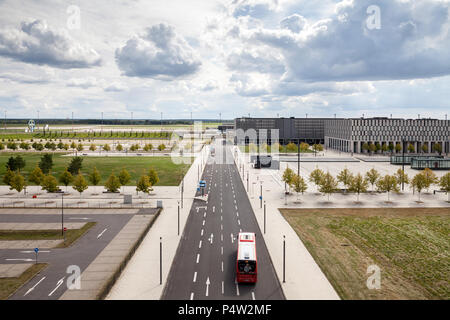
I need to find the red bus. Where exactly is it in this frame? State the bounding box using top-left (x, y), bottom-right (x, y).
top-left (236, 232), bottom-right (257, 283)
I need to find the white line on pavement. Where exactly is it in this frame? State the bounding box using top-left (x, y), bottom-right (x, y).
top-left (236, 282), bottom-right (240, 296)
top-left (190, 292), bottom-right (194, 300)
top-left (202, 220), bottom-right (205, 226)
top-left (24, 276), bottom-right (46, 296)
top-left (222, 281), bottom-right (224, 295)
top-left (238, 219), bottom-right (241, 225)
top-left (252, 292), bottom-right (256, 300)
top-left (48, 277), bottom-right (65, 296)
top-left (201, 229), bottom-right (204, 236)
top-left (193, 272), bottom-right (197, 283)
top-left (221, 246), bottom-right (223, 255)
top-left (97, 228), bottom-right (108, 239)
top-left (199, 240), bottom-right (202, 248)
top-left (196, 254), bottom-right (200, 264)
top-left (221, 261), bottom-right (224, 272)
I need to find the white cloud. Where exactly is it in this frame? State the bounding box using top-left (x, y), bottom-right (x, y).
top-left (0, 20), bottom-right (101, 68)
top-left (115, 23), bottom-right (202, 80)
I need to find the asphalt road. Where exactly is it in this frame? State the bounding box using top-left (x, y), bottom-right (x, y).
top-left (162, 140), bottom-right (284, 300)
top-left (0, 213), bottom-right (134, 300)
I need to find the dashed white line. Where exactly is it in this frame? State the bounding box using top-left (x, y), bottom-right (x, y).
top-left (190, 292), bottom-right (194, 300)
top-left (201, 229), bottom-right (204, 236)
top-left (196, 254), bottom-right (200, 263)
top-left (222, 281), bottom-right (224, 295)
top-left (193, 272), bottom-right (197, 282)
top-left (202, 220), bottom-right (205, 226)
top-left (97, 228), bottom-right (107, 239)
top-left (199, 240), bottom-right (202, 248)
top-left (221, 246), bottom-right (223, 255)
top-left (237, 219), bottom-right (241, 225)
top-left (221, 261), bottom-right (224, 272)
top-left (252, 292), bottom-right (256, 300)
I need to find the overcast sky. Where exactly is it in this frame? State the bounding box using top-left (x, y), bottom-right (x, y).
top-left (0, 0), bottom-right (449, 120)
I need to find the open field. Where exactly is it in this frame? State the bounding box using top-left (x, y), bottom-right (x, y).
top-left (0, 153), bottom-right (192, 186)
top-left (281, 207), bottom-right (450, 300)
top-left (0, 263), bottom-right (47, 300)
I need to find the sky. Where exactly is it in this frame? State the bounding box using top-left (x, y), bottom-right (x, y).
top-left (0, 0), bottom-right (449, 120)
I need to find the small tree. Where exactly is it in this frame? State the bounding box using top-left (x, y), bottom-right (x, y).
top-left (362, 142), bottom-right (369, 153)
top-left (407, 143), bottom-right (415, 153)
top-left (422, 168), bottom-right (438, 192)
top-left (3, 169), bottom-right (15, 186)
top-left (116, 143), bottom-right (123, 152)
top-left (388, 143), bottom-right (394, 154)
top-left (105, 173), bottom-right (121, 193)
top-left (59, 170), bottom-right (73, 191)
top-left (349, 173), bottom-right (369, 202)
top-left (300, 142), bottom-right (310, 153)
top-left (41, 174), bottom-right (59, 193)
top-left (89, 144), bottom-right (97, 152)
top-left (29, 166), bottom-right (44, 185)
top-left (67, 157), bottom-right (83, 175)
top-left (148, 167), bottom-right (159, 190)
top-left (282, 167), bottom-right (295, 193)
top-left (72, 172), bottom-right (88, 197)
top-left (144, 143), bottom-right (153, 152)
top-left (309, 167), bottom-right (325, 188)
top-left (421, 144), bottom-right (428, 153)
top-left (376, 175), bottom-right (399, 202)
top-left (158, 144), bottom-right (166, 151)
top-left (318, 172), bottom-right (338, 201)
top-left (286, 142), bottom-right (297, 153)
top-left (395, 143), bottom-right (402, 153)
top-left (395, 169), bottom-right (410, 190)
top-left (103, 144), bottom-right (111, 152)
top-left (89, 167), bottom-right (101, 193)
top-left (369, 143), bottom-right (376, 154)
top-left (119, 168), bottom-right (131, 193)
top-left (365, 168), bottom-right (380, 191)
top-left (136, 175), bottom-right (151, 195)
top-left (375, 142), bottom-right (381, 154)
top-left (381, 143), bottom-right (388, 154)
top-left (6, 156), bottom-right (25, 172)
top-left (433, 143), bottom-right (442, 155)
top-left (439, 172), bottom-right (450, 202)
top-left (76, 144), bottom-right (83, 152)
top-left (70, 142), bottom-right (77, 152)
top-left (337, 168), bottom-right (353, 191)
top-left (290, 174), bottom-right (308, 201)
top-left (10, 172), bottom-right (26, 194)
top-left (411, 173), bottom-right (426, 202)
top-left (38, 153), bottom-right (53, 174)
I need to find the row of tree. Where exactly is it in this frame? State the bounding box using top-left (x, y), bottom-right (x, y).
top-left (361, 141), bottom-right (443, 155)
top-left (3, 162), bottom-right (160, 197)
top-left (247, 142), bottom-right (324, 153)
top-left (282, 166), bottom-right (450, 202)
top-left (0, 140), bottom-right (167, 152)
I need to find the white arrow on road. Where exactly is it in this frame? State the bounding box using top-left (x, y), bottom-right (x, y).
top-left (48, 277), bottom-right (65, 296)
top-left (24, 276), bottom-right (46, 296)
top-left (6, 258), bottom-right (34, 262)
top-left (206, 277), bottom-right (210, 297)
top-left (209, 233), bottom-right (214, 244)
top-left (97, 228), bottom-right (108, 239)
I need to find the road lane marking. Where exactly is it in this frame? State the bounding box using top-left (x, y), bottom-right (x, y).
top-left (202, 220), bottom-right (205, 226)
top-left (252, 292), bottom-right (256, 300)
top-left (221, 224), bottom-right (223, 230)
top-left (48, 277), bottom-right (65, 296)
top-left (97, 228), bottom-right (108, 239)
top-left (201, 229), bottom-right (204, 236)
top-left (196, 254), bottom-right (200, 263)
top-left (6, 259), bottom-right (33, 262)
top-left (24, 276), bottom-right (46, 296)
top-left (204, 212), bottom-right (206, 218)
top-left (237, 219), bottom-right (241, 225)
top-left (209, 233), bottom-right (214, 244)
top-left (222, 281), bottom-right (224, 295)
top-left (21, 250), bottom-right (50, 253)
top-left (206, 277), bottom-right (210, 297)
top-left (221, 246), bottom-right (223, 255)
top-left (230, 233), bottom-right (234, 243)
top-left (236, 212), bottom-right (239, 217)
top-left (235, 205), bottom-right (238, 210)
top-left (190, 292), bottom-right (194, 300)
top-left (235, 282), bottom-right (240, 296)
top-left (193, 272), bottom-right (197, 283)
top-left (199, 240), bottom-right (202, 248)
top-left (221, 261), bottom-right (224, 272)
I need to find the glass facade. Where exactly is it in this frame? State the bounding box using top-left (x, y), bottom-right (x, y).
top-left (411, 158), bottom-right (450, 170)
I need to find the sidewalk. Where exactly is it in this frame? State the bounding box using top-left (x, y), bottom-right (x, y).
top-left (106, 148), bottom-right (209, 299)
top-left (234, 147), bottom-right (340, 300)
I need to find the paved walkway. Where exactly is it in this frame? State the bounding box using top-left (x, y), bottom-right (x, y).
top-left (0, 223), bottom-right (85, 230)
top-left (0, 263), bottom-right (32, 278)
top-left (106, 147), bottom-right (209, 300)
top-left (59, 214), bottom-right (156, 300)
top-left (234, 147), bottom-right (340, 300)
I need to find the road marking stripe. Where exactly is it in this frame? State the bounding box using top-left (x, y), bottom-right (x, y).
top-left (24, 276), bottom-right (46, 296)
top-left (201, 229), bottom-right (204, 236)
top-left (252, 292), bottom-right (256, 300)
top-left (221, 246), bottom-right (223, 255)
top-left (236, 282), bottom-right (240, 296)
top-left (97, 228), bottom-right (108, 239)
top-left (196, 254), bottom-right (200, 263)
top-left (48, 277), bottom-right (65, 297)
top-left (221, 261), bottom-right (224, 272)
top-left (193, 272), bottom-right (197, 282)
top-left (202, 220), bottom-right (205, 226)
top-left (222, 281), bottom-right (224, 295)
top-left (238, 219), bottom-right (240, 225)
top-left (199, 240), bottom-right (202, 248)
top-left (190, 292), bottom-right (194, 300)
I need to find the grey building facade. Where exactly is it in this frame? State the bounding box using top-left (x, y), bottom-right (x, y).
top-left (234, 117), bottom-right (450, 154)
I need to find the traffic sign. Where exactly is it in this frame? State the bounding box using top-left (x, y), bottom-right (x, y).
top-left (259, 196), bottom-right (262, 200)
top-left (63, 227), bottom-right (67, 232)
top-left (34, 248), bottom-right (39, 253)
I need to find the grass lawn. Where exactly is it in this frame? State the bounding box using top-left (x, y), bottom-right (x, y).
top-left (0, 263), bottom-right (47, 300)
top-left (0, 222), bottom-right (96, 248)
top-left (281, 207), bottom-right (450, 300)
top-left (0, 153), bottom-right (192, 186)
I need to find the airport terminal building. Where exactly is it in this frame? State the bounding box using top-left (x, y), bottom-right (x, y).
top-left (234, 117), bottom-right (450, 154)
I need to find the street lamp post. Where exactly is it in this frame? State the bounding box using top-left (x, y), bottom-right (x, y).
top-left (402, 138), bottom-right (405, 191)
top-left (263, 201), bottom-right (266, 234)
top-left (160, 237), bottom-right (162, 285)
top-left (61, 193), bottom-right (64, 236)
top-left (260, 182), bottom-right (262, 209)
top-left (283, 235), bottom-right (286, 283)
